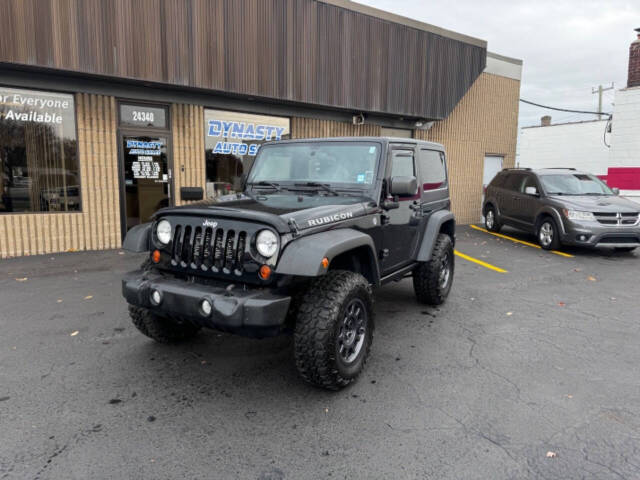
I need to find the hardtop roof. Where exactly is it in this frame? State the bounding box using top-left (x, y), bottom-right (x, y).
top-left (262, 136), bottom-right (445, 150)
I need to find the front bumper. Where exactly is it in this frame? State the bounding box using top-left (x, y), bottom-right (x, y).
top-left (560, 220), bottom-right (640, 248)
top-left (122, 270), bottom-right (291, 337)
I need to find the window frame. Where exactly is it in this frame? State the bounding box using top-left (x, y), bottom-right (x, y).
top-left (0, 84), bottom-right (83, 215)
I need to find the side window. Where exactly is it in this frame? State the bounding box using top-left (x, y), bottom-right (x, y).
top-left (504, 173), bottom-right (525, 192)
top-left (418, 149), bottom-right (446, 190)
top-left (390, 150), bottom-right (415, 177)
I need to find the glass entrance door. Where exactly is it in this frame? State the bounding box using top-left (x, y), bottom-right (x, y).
top-left (122, 135), bottom-right (170, 231)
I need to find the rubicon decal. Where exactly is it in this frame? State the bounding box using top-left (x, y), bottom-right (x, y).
top-left (308, 211), bottom-right (354, 227)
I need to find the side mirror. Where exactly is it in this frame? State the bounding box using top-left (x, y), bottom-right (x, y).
top-left (525, 186), bottom-right (538, 196)
top-left (389, 176), bottom-right (418, 197)
top-left (612, 187), bottom-right (620, 195)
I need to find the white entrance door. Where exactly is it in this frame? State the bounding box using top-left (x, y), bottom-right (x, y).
top-left (482, 155), bottom-right (504, 221)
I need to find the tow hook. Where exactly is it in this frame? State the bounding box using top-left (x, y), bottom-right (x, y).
top-left (225, 284), bottom-right (236, 297)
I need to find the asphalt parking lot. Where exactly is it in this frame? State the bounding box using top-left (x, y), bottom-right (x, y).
top-left (1, 225), bottom-right (639, 480)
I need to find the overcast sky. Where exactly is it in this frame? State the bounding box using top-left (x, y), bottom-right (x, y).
top-left (359, 0), bottom-right (639, 127)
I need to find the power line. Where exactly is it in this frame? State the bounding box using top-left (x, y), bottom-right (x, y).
top-left (519, 98), bottom-right (611, 117)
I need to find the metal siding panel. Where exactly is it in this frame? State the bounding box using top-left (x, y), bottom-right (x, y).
top-left (0, 0), bottom-right (487, 118)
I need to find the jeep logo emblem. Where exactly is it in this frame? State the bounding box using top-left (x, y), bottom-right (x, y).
top-left (202, 219), bottom-right (218, 228)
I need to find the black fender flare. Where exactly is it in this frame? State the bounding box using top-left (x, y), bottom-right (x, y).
top-left (275, 228), bottom-right (380, 285)
top-left (122, 222), bottom-right (151, 252)
top-left (535, 207), bottom-right (566, 234)
top-left (415, 211), bottom-right (456, 262)
top-left (483, 198), bottom-right (501, 218)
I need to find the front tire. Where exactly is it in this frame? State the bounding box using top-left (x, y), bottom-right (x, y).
top-left (293, 271), bottom-right (374, 390)
top-left (413, 233), bottom-right (454, 306)
top-left (537, 217), bottom-right (560, 250)
top-left (128, 305), bottom-right (201, 343)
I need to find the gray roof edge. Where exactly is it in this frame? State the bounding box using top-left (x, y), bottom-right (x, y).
top-left (317, 0), bottom-right (487, 48)
top-left (487, 51), bottom-right (523, 66)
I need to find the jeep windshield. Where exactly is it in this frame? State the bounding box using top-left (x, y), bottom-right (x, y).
top-left (247, 142), bottom-right (381, 193)
top-left (539, 173), bottom-right (614, 196)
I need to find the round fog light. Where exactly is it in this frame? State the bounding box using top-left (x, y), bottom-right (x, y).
top-left (201, 299), bottom-right (212, 316)
top-left (150, 289), bottom-right (162, 305)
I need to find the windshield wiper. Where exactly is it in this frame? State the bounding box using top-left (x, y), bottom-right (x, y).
top-left (293, 182), bottom-right (339, 196)
top-left (249, 181), bottom-right (282, 192)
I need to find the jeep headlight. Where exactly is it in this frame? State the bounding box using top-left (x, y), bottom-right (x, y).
top-left (256, 229), bottom-right (278, 258)
top-left (156, 220), bottom-right (172, 244)
top-left (563, 209), bottom-right (595, 222)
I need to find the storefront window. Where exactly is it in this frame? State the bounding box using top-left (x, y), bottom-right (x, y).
top-left (204, 109), bottom-right (290, 198)
top-left (0, 87), bottom-right (79, 213)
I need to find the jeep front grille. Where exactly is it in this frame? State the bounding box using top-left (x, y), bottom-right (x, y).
top-left (594, 212), bottom-right (640, 226)
top-left (171, 224), bottom-right (248, 274)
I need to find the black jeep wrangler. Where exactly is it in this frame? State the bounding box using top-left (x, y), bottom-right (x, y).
top-left (122, 137), bottom-right (455, 389)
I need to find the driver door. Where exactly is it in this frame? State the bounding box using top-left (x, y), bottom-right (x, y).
top-left (381, 146), bottom-right (421, 274)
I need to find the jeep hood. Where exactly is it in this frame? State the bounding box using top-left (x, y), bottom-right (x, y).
top-left (154, 193), bottom-right (374, 233)
top-left (549, 195), bottom-right (640, 212)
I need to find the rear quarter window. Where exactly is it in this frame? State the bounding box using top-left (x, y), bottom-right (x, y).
top-left (490, 173), bottom-right (506, 188)
top-left (418, 149), bottom-right (447, 190)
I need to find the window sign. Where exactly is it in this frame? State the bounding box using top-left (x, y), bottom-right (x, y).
top-left (204, 109), bottom-right (289, 198)
top-left (0, 87), bottom-right (80, 213)
top-left (125, 139), bottom-right (164, 180)
top-left (120, 103), bottom-right (167, 129)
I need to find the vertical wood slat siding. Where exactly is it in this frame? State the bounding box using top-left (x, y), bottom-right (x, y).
top-left (415, 73), bottom-right (520, 224)
top-left (172, 103), bottom-right (205, 205)
top-left (0, 94), bottom-right (120, 258)
top-left (0, 0), bottom-right (484, 120)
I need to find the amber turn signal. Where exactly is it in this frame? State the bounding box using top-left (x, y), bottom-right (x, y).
top-left (321, 257), bottom-right (329, 269)
top-left (259, 265), bottom-right (272, 280)
top-left (152, 249), bottom-right (161, 263)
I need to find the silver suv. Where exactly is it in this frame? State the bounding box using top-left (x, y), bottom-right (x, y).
top-left (482, 168), bottom-right (640, 252)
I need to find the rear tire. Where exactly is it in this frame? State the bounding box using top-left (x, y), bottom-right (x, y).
top-left (128, 305), bottom-right (201, 343)
top-left (293, 270), bottom-right (374, 390)
top-left (413, 233), bottom-right (454, 306)
top-left (537, 217), bottom-right (561, 250)
top-left (485, 205), bottom-right (501, 232)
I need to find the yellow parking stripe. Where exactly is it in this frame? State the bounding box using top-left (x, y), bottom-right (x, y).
top-left (454, 250), bottom-right (508, 273)
top-left (470, 224), bottom-right (574, 258)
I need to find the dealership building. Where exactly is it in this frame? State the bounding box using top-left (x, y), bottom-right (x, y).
top-left (0, 0), bottom-right (521, 258)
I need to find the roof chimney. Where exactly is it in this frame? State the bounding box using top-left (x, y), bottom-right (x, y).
top-left (628, 27), bottom-right (640, 88)
top-left (541, 115), bottom-right (551, 126)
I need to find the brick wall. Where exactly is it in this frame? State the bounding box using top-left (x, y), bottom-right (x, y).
top-left (416, 72), bottom-right (521, 224)
top-left (172, 103), bottom-right (206, 205)
top-left (628, 37), bottom-right (640, 88)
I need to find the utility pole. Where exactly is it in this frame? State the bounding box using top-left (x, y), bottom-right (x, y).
top-left (591, 83), bottom-right (614, 120)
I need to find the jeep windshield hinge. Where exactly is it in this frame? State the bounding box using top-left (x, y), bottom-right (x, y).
top-left (288, 217), bottom-right (300, 237)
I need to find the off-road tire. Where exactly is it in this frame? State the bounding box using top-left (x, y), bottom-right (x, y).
top-left (485, 205), bottom-right (501, 232)
top-left (537, 216), bottom-right (561, 251)
top-left (293, 270), bottom-right (374, 390)
top-left (413, 233), bottom-right (454, 306)
top-left (128, 305), bottom-right (201, 343)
